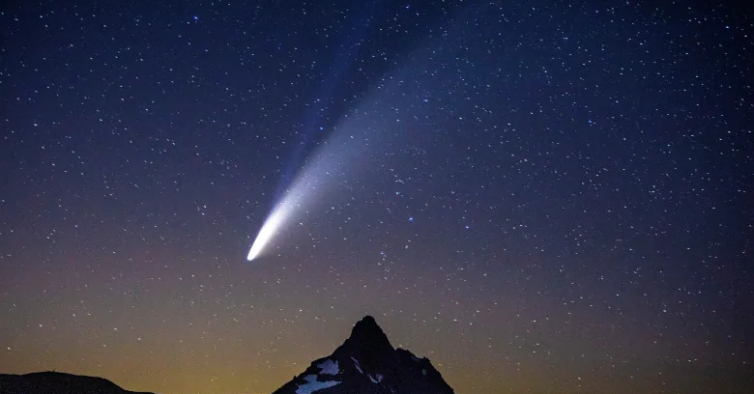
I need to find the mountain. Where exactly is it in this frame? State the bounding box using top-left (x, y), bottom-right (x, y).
top-left (272, 315), bottom-right (455, 394)
top-left (0, 371), bottom-right (154, 394)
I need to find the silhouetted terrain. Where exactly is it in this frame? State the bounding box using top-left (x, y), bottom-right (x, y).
top-left (1, 316), bottom-right (452, 394)
top-left (272, 315), bottom-right (455, 394)
top-left (0, 371), bottom-right (154, 394)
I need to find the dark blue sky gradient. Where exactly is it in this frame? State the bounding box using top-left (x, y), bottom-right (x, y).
top-left (1, 1), bottom-right (752, 393)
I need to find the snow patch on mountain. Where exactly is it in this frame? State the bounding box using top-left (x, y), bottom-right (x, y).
top-left (317, 359), bottom-right (339, 375)
top-left (350, 357), bottom-right (363, 374)
top-left (368, 373), bottom-right (383, 384)
top-left (295, 375), bottom-right (339, 394)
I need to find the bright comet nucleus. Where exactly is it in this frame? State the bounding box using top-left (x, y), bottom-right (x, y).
top-left (246, 202), bottom-right (290, 261)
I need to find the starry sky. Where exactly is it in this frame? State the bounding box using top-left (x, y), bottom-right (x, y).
top-left (1, 1), bottom-right (753, 394)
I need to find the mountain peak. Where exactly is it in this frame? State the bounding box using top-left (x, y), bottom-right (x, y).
top-left (272, 315), bottom-right (455, 394)
top-left (350, 316), bottom-right (387, 342)
top-left (334, 315), bottom-right (394, 361)
top-left (354, 315), bottom-right (379, 329)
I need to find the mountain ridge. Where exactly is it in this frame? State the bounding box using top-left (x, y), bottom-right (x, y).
top-left (0, 371), bottom-right (155, 394)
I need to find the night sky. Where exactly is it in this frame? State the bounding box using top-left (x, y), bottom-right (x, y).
top-left (1, 1), bottom-right (753, 394)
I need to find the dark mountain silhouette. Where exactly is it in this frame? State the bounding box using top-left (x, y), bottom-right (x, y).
top-left (0, 316), bottom-right (451, 394)
top-left (272, 315), bottom-right (455, 394)
top-left (0, 371), bottom-right (154, 394)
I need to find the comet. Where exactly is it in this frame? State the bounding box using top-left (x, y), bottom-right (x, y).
top-left (246, 200), bottom-right (289, 261)
top-left (246, 1), bottom-right (391, 263)
top-left (246, 81), bottom-right (419, 261)
top-left (246, 171), bottom-right (313, 262)
top-left (246, 15), bottom-right (444, 261)
top-left (246, 141), bottom-right (350, 261)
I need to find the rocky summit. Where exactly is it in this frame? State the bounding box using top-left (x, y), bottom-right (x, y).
top-left (272, 316), bottom-right (455, 394)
